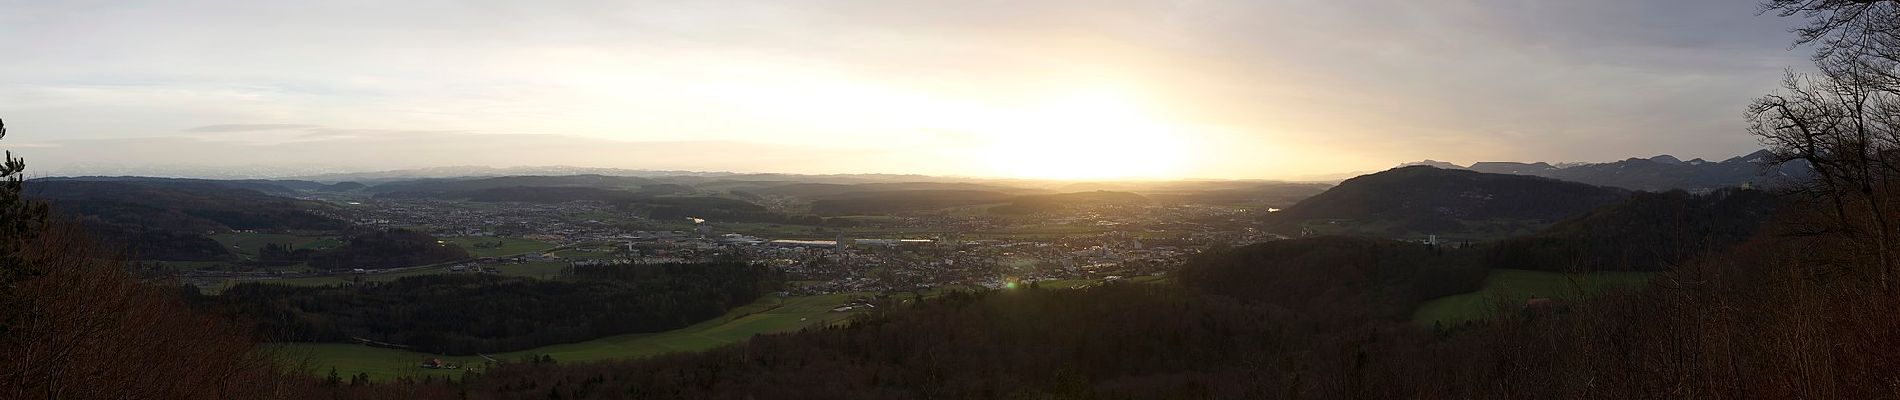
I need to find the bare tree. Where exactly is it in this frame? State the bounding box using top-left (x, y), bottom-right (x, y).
top-left (1751, 0), bottom-right (1900, 288)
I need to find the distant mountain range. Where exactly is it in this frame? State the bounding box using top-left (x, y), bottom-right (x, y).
top-left (1400, 150), bottom-right (1808, 192)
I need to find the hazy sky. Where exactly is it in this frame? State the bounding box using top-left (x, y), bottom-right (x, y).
top-left (0, 0), bottom-right (1809, 179)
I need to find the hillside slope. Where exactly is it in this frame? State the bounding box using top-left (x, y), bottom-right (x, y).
top-left (1264, 166), bottom-right (1628, 241)
top-left (1483, 187), bottom-right (1782, 271)
top-left (25, 180), bottom-right (347, 260)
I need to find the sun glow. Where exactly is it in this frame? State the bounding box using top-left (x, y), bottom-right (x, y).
top-left (973, 92), bottom-right (1193, 180)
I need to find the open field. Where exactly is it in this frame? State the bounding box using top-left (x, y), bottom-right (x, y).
top-left (1412, 269), bottom-right (1655, 327)
top-left (276, 292), bottom-right (870, 381)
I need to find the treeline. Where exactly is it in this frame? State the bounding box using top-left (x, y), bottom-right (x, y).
top-left (1181, 237), bottom-right (1486, 327)
top-left (305, 229), bottom-right (470, 270)
top-left (470, 285), bottom-right (1310, 399)
top-left (201, 262), bottom-right (783, 355)
top-left (27, 180), bottom-right (346, 232)
top-left (1483, 188), bottom-right (1781, 271)
top-left (84, 223), bottom-right (233, 261)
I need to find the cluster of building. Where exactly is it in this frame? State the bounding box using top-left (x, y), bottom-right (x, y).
top-left (244, 196), bottom-right (1287, 294)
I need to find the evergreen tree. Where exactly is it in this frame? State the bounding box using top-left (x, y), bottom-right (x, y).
top-left (0, 118), bottom-right (49, 338)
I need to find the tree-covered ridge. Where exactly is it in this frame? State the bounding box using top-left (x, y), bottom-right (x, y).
top-left (1264, 166), bottom-right (1629, 240)
top-left (304, 229), bottom-right (470, 270)
top-left (1182, 237), bottom-right (1487, 325)
top-left (203, 261), bottom-right (783, 355)
top-left (26, 180), bottom-right (346, 232)
top-left (1483, 188), bottom-right (1783, 271)
top-left (21, 179), bottom-right (347, 261)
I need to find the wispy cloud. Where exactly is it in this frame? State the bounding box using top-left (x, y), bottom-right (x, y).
top-left (0, 0), bottom-right (1814, 178)
top-left (185, 124), bottom-right (319, 133)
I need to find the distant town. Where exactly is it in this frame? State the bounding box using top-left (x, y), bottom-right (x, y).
top-left (178, 193), bottom-right (1282, 296)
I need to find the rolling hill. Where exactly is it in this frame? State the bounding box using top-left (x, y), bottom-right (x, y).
top-left (1264, 166), bottom-right (1629, 241)
top-left (24, 180), bottom-right (347, 260)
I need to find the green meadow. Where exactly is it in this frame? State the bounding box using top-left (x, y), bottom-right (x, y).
top-left (1412, 269), bottom-right (1655, 327)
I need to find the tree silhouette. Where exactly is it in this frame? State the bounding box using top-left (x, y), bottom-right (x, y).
top-left (0, 117), bottom-right (49, 335)
top-left (1749, 0), bottom-right (1900, 287)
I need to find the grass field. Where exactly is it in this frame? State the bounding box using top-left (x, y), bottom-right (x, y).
top-left (1412, 269), bottom-right (1655, 327)
top-left (440, 237), bottom-right (554, 258)
top-left (275, 292), bottom-right (869, 381)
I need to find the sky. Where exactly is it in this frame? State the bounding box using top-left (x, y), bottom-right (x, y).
top-left (0, 0), bottom-right (1812, 180)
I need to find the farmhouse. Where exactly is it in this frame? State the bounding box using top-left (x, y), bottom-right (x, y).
top-left (418, 358), bottom-right (457, 369)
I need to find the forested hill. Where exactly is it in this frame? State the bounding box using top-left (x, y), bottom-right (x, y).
top-left (23, 180), bottom-right (347, 261)
top-left (1483, 187), bottom-right (1783, 272)
top-left (25, 180), bottom-right (345, 232)
top-left (1264, 166), bottom-right (1628, 241)
top-left (1180, 237), bottom-right (1487, 325)
top-left (304, 229), bottom-right (470, 270)
top-left (201, 262), bottom-right (782, 355)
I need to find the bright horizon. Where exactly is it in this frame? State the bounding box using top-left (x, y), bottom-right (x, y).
top-left (0, 0), bottom-right (1807, 180)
